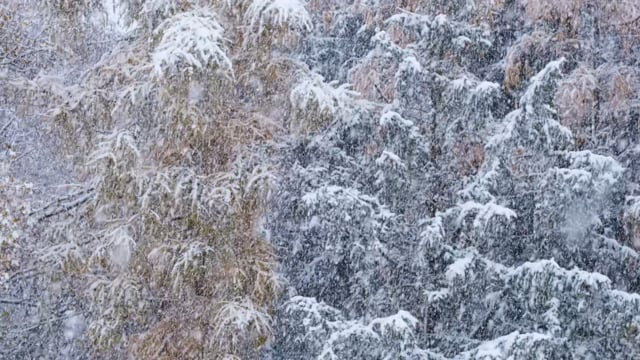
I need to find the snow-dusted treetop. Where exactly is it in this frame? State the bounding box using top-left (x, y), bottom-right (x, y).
top-left (290, 72), bottom-right (359, 122)
top-left (152, 9), bottom-right (233, 78)
top-left (245, 0), bottom-right (313, 44)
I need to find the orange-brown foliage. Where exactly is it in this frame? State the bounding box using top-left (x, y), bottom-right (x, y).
top-left (387, 21), bottom-right (417, 48)
top-left (554, 65), bottom-right (599, 144)
top-left (452, 137), bottom-right (485, 176)
top-left (518, 0), bottom-right (583, 33)
top-left (130, 316), bottom-right (205, 360)
top-left (350, 56), bottom-right (398, 102)
top-left (504, 31), bottom-right (551, 91)
top-left (472, 0), bottom-right (507, 26)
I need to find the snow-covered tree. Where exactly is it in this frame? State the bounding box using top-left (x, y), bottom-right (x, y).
top-left (267, 1), bottom-right (640, 359)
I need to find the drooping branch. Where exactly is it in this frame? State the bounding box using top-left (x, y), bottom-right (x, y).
top-left (28, 187), bottom-right (95, 221)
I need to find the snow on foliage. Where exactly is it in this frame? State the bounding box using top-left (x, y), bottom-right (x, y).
top-left (370, 310), bottom-right (419, 337)
top-left (301, 185), bottom-right (394, 224)
top-left (505, 259), bottom-right (611, 293)
top-left (88, 275), bottom-right (150, 348)
top-left (519, 57), bottom-right (566, 112)
top-left (290, 72), bottom-right (358, 118)
top-left (455, 331), bottom-right (560, 360)
top-left (245, 0), bottom-right (312, 45)
top-left (91, 224), bottom-right (137, 270)
top-left (212, 298), bottom-right (272, 352)
top-left (170, 241), bottom-right (216, 292)
top-left (141, 0), bottom-right (195, 19)
top-left (565, 150), bottom-right (625, 185)
top-left (152, 9), bottom-right (232, 78)
top-left (457, 201), bottom-right (517, 229)
top-left (485, 110), bottom-right (519, 151)
top-left (445, 253), bottom-right (475, 282)
top-left (277, 296), bottom-right (423, 359)
top-left (87, 129), bottom-right (140, 168)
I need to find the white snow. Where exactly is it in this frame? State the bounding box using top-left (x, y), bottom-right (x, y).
top-left (453, 35), bottom-right (472, 48)
top-left (520, 57), bottom-right (565, 109)
top-left (246, 0), bottom-right (313, 34)
top-left (301, 185), bottom-right (394, 221)
top-left (566, 150), bottom-right (625, 185)
top-left (399, 55), bottom-right (423, 74)
top-left (152, 10), bottom-right (232, 78)
top-left (87, 130), bottom-right (140, 168)
top-left (425, 288), bottom-right (450, 303)
top-left (188, 81), bottom-right (205, 105)
top-left (457, 201), bottom-right (517, 228)
top-left (375, 150), bottom-right (406, 169)
top-left (106, 225), bottom-right (136, 270)
top-left (290, 73), bottom-right (358, 117)
top-left (212, 298), bottom-right (272, 339)
top-left (370, 310), bottom-right (418, 336)
top-left (506, 259), bottom-right (611, 292)
top-left (486, 109), bottom-right (520, 149)
top-left (63, 312), bottom-right (86, 340)
top-left (474, 81), bottom-right (500, 95)
top-left (446, 253), bottom-right (474, 282)
top-left (455, 331), bottom-right (552, 359)
top-left (610, 289), bottom-right (640, 304)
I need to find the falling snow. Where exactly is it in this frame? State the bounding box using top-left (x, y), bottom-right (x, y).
top-left (3, 0), bottom-right (640, 359)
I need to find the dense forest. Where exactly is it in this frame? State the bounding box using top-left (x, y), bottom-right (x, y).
top-left (2, 0), bottom-right (640, 359)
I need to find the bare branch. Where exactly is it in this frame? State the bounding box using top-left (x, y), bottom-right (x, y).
top-left (0, 298), bottom-right (37, 307)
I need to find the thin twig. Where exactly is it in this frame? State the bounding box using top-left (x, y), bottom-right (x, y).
top-left (0, 120), bottom-right (12, 137)
top-left (0, 298), bottom-right (37, 307)
top-left (36, 193), bottom-right (93, 221)
top-left (28, 187), bottom-right (95, 217)
top-left (374, 83), bottom-right (392, 103)
top-left (9, 149), bottom-right (33, 164)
